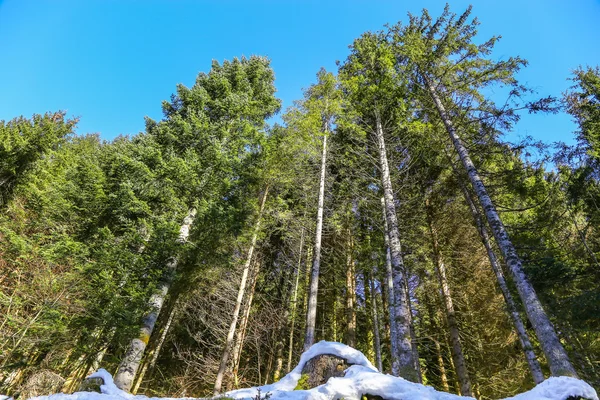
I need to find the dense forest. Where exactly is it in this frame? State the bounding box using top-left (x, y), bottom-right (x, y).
top-left (1, 6), bottom-right (599, 399)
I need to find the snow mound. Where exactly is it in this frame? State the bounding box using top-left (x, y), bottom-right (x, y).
top-left (25, 341), bottom-right (598, 400)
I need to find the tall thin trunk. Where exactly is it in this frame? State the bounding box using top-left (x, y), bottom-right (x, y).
top-left (213, 186), bottom-right (270, 395)
top-left (424, 78), bottom-right (577, 378)
top-left (264, 346), bottom-right (274, 385)
top-left (287, 229), bottom-right (304, 372)
top-left (426, 207), bottom-right (472, 397)
top-left (345, 232), bottom-right (357, 348)
top-left (375, 115), bottom-right (419, 382)
top-left (368, 271), bottom-right (383, 371)
top-left (273, 266), bottom-right (295, 383)
top-left (404, 270), bottom-right (422, 383)
top-left (304, 131), bottom-right (328, 351)
top-left (114, 209), bottom-right (196, 392)
top-left (424, 288), bottom-right (450, 393)
top-left (424, 206), bottom-right (468, 390)
top-left (459, 181), bottom-right (545, 384)
top-left (272, 338), bottom-right (284, 383)
top-left (332, 284), bottom-right (338, 343)
top-left (381, 197), bottom-right (400, 375)
top-left (231, 258), bottom-right (260, 390)
top-left (131, 304), bottom-right (177, 394)
top-left (434, 339), bottom-right (450, 392)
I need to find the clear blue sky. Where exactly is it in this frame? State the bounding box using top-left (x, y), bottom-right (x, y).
top-left (1, 0), bottom-right (599, 146)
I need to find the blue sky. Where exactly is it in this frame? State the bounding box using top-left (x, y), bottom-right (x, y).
top-left (1, 1), bottom-right (599, 146)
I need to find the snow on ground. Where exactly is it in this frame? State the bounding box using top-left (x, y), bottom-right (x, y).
top-left (21, 341), bottom-right (599, 400)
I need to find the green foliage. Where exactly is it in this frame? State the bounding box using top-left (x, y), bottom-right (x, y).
top-left (1, 11), bottom-right (599, 399)
top-left (0, 112), bottom-right (76, 205)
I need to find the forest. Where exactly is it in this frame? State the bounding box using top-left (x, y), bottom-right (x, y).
top-left (1, 5), bottom-right (599, 400)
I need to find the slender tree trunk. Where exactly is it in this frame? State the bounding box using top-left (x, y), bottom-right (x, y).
top-left (287, 229), bottom-right (304, 372)
top-left (114, 209), bottom-right (196, 392)
top-left (273, 265), bottom-right (295, 383)
top-left (424, 288), bottom-right (450, 393)
top-left (272, 338), bottom-right (284, 383)
top-left (434, 339), bottom-right (450, 392)
top-left (459, 181), bottom-right (545, 384)
top-left (424, 77), bottom-right (577, 378)
top-left (368, 271), bottom-right (383, 371)
top-left (332, 284), bottom-right (338, 342)
top-left (345, 232), bottom-right (357, 348)
top-left (213, 186), bottom-right (270, 395)
top-left (231, 258), bottom-right (260, 390)
top-left (304, 132), bottom-right (328, 351)
top-left (426, 204), bottom-right (472, 396)
top-left (380, 197), bottom-right (400, 375)
top-left (131, 303), bottom-right (177, 394)
top-left (375, 115), bottom-right (419, 382)
top-left (404, 270), bottom-right (422, 383)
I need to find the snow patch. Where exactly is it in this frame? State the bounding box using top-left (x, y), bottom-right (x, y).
top-left (25, 341), bottom-right (598, 400)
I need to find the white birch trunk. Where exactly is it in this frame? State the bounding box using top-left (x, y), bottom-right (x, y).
top-left (303, 132), bottom-right (328, 351)
top-left (114, 209), bottom-right (196, 392)
top-left (424, 77), bottom-right (578, 378)
top-left (214, 186), bottom-right (270, 395)
top-left (375, 115), bottom-right (419, 382)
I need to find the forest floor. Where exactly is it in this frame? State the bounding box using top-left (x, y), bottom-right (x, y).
top-left (19, 341), bottom-right (599, 400)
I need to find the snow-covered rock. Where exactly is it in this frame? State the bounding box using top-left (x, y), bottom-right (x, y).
top-left (24, 341), bottom-right (598, 400)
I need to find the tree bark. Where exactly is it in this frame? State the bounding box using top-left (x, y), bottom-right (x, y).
top-left (375, 115), bottom-right (419, 382)
top-left (304, 131), bottom-right (328, 351)
top-left (424, 288), bottom-right (450, 393)
top-left (434, 339), bottom-right (450, 392)
top-left (114, 208), bottom-right (196, 392)
top-left (424, 77), bottom-right (578, 378)
top-left (403, 269), bottom-right (422, 383)
top-left (345, 231), bottom-right (357, 348)
top-left (131, 303), bottom-right (177, 394)
top-left (380, 196), bottom-right (397, 374)
top-left (367, 271), bottom-right (383, 371)
top-left (459, 180), bottom-right (545, 384)
top-left (426, 208), bottom-right (472, 397)
top-left (287, 228), bottom-right (305, 372)
top-left (214, 186), bottom-right (270, 395)
top-left (230, 258), bottom-right (260, 390)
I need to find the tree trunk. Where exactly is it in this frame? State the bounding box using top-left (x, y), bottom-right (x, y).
top-left (426, 204), bottom-right (472, 396)
top-left (230, 258), bottom-right (260, 389)
top-left (114, 208), bottom-right (196, 392)
top-left (131, 303), bottom-right (178, 394)
top-left (403, 269), bottom-right (422, 383)
top-left (424, 77), bottom-right (577, 378)
top-left (375, 115), bottom-right (419, 382)
top-left (434, 339), bottom-right (450, 392)
top-left (368, 271), bottom-right (383, 371)
top-left (345, 231), bottom-right (357, 348)
top-left (459, 181), bottom-right (545, 384)
top-left (213, 186), bottom-right (270, 395)
top-left (229, 257), bottom-right (260, 390)
top-left (287, 228), bottom-right (305, 372)
top-left (424, 288), bottom-right (450, 393)
top-left (304, 131), bottom-right (328, 351)
top-left (380, 197), bottom-right (400, 375)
